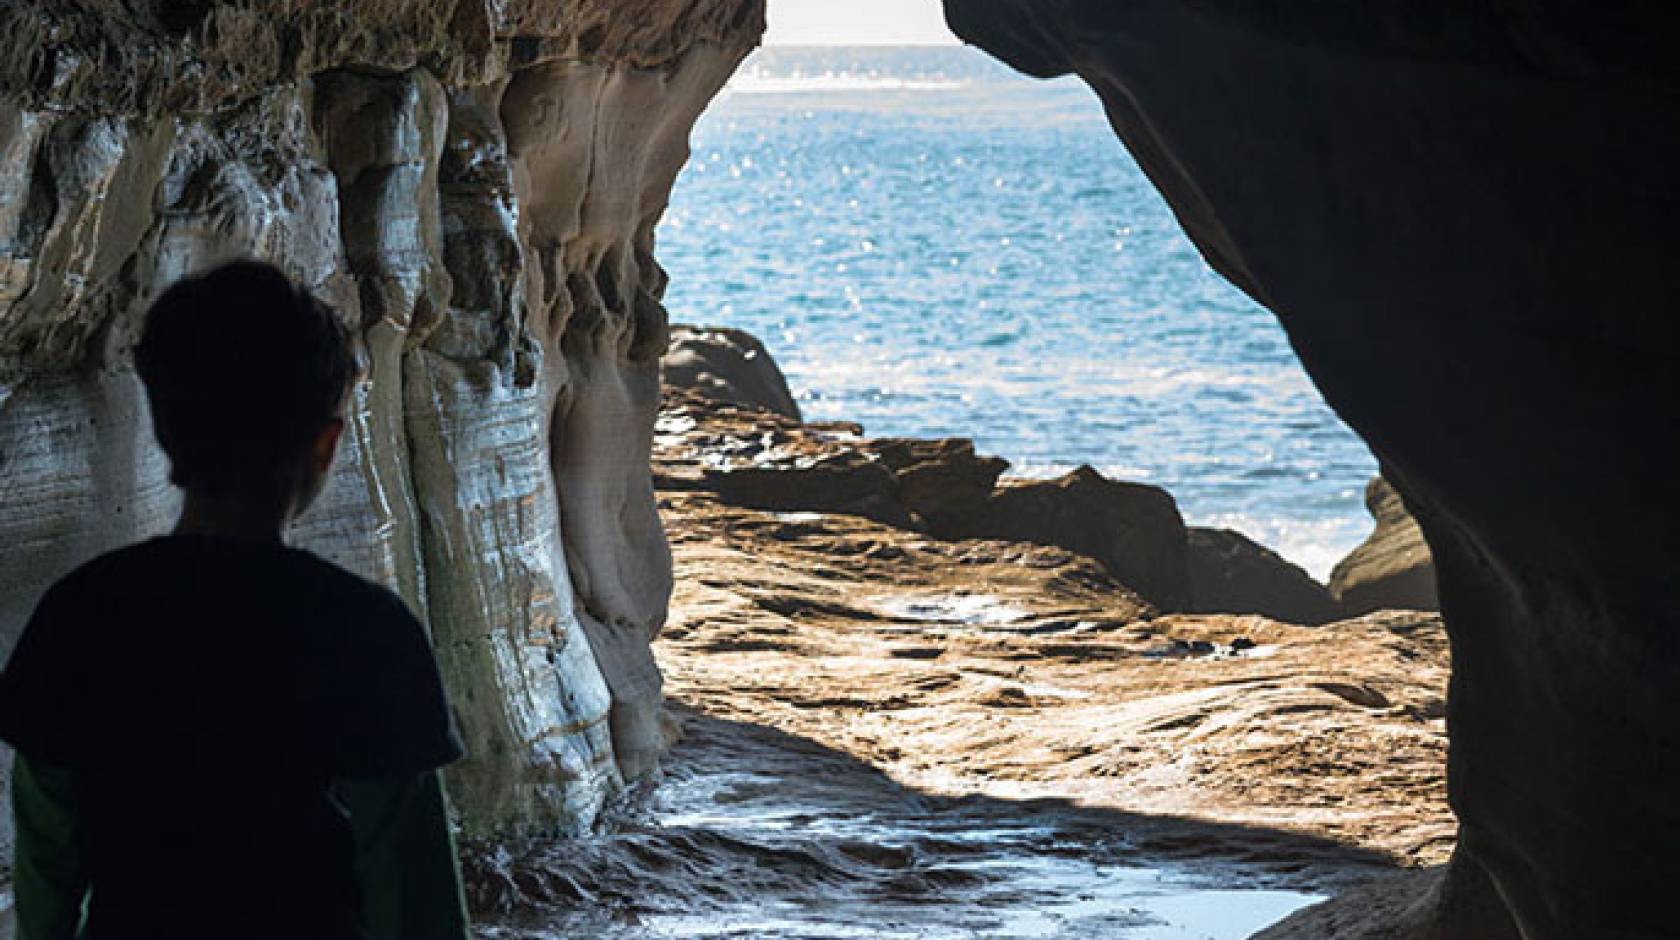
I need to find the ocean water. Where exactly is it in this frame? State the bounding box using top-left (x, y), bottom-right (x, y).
top-left (657, 47), bottom-right (1378, 579)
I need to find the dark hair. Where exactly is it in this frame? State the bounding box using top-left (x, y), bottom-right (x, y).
top-left (136, 261), bottom-right (356, 493)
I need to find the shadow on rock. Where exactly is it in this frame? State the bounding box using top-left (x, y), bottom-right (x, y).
top-left (465, 711), bottom-right (1396, 938)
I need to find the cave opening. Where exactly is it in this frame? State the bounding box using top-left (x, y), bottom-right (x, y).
top-left (617, 33), bottom-right (1450, 940)
top-left (658, 43), bottom-right (1380, 582)
top-left (10, 0), bottom-right (1604, 936)
top-left (645, 0), bottom-right (1680, 935)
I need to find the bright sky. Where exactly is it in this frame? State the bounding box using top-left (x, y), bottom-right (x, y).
top-left (763, 0), bottom-right (961, 46)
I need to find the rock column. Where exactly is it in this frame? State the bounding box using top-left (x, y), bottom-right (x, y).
top-left (0, 0), bottom-right (766, 860)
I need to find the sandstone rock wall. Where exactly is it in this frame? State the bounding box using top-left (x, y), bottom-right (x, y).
top-left (0, 0), bottom-right (766, 864)
top-left (942, 1), bottom-right (1680, 935)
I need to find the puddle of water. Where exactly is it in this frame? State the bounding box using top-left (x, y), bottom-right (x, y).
top-left (875, 594), bottom-right (1032, 626)
top-left (978, 860), bottom-right (1321, 939)
top-left (773, 512), bottom-right (830, 524)
top-left (472, 715), bottom-right (1333, 940)
top-left (1145, 641), bottom-right (1280, 661)
top-left (1128, 889), bottom-right (1320, 939)
top-left (654, 414), bottom-right (700, 446)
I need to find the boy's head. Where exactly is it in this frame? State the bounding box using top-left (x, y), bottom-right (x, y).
top-left (136, 261), bottom-right (356, 512)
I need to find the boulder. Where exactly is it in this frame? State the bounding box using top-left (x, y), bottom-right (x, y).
top-left (871, 437), bottom-right (1009, 534)
top-left (663, 324), bottom-right (803, 420)
top-left (950, 466), bottom-right (1192, 612)
top-left (1331, 477), bottom-right (1439, 616)
top-left (1187, 528), bottom-right (1340, 625)
top-left (944, 1), bottom-right (1680, 933)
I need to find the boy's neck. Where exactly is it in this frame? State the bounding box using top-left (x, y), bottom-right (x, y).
top-left (174, 488), bottom-right (294, 544)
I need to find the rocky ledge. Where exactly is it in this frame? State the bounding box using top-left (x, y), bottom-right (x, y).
top-left (654, 492), bottom-right (1453, 866)
top-left (462, 484), bottom-right (1453, 934)
top-left (443, 335), bottom-right (1455, 933)
top-left (629, 331), bottom-right (1457, 918)
top-left (659, 325), bottom-right (1391, 627)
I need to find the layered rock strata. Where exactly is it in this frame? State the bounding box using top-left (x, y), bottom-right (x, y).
top-left (651, 373), bottom-right (1454, 877)
top-left (942, 2), bottom-right (1680, 935)
top-left (0, 0), bottom-right (767, 863)
top-left (655, 489), bottom-right (1455, 876)
top-left (656, 381), bottom-right (1340, 623)
top-left (654, 389), bottom-right (1179, 611)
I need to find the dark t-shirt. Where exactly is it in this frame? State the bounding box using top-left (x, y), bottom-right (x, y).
top-left (0, 535), bottom-right (463, 939)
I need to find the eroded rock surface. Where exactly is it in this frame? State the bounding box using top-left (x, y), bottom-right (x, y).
top-left (656, 390), bottom-right (1202, 610)
top-left (655, 384), bottom-right (1357, 623)
top-left (942, 2), bottom-right (1680, 934)
top-left (0, 0), bottom-right (767, 857)
top-left (1330, 477), bottom-right (1439, 616)
top-left (654, 487), bottom-right (1454, 871)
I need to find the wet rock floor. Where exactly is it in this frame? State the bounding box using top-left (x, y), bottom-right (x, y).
top-left (468, 483), bottom-right (1453, 938)
top-left (470, 712), bottom-right (1342, 939)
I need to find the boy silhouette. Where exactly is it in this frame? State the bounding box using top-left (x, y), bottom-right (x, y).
top-left (0, 261), bottom-right (470, 939)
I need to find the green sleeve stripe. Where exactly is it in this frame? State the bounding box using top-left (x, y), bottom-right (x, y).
top-left (12, 755), bottom-right (89, 940)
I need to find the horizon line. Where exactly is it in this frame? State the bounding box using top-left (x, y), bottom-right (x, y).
top-left (758, 40), bottom-right (967, 48)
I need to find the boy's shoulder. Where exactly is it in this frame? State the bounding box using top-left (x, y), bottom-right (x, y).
top-left (43, 536), bottom-right (423, 636)
top-left (4, 537), bottom-right (458, 773)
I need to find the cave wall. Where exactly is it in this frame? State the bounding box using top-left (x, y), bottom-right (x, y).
top-left (941, 1), bottom-right (1680, 936)
top-left (0, 0), bottom-right (766, 864)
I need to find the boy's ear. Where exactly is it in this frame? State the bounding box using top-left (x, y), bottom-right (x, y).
top-left (310, 418), bottom-right (345, 476)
